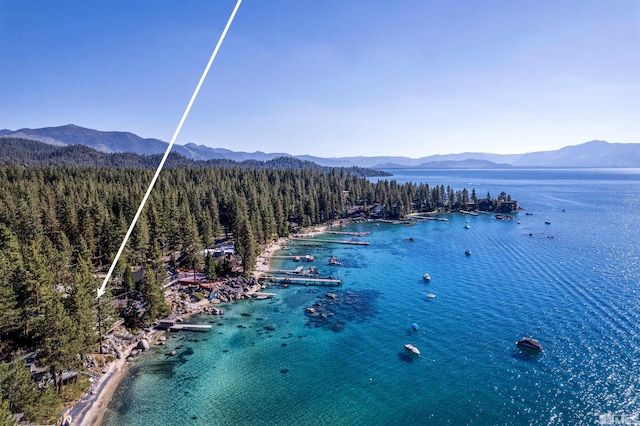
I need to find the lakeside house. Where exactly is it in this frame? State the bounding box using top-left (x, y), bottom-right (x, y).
top-left (497, 200), bottom-right (519, 213)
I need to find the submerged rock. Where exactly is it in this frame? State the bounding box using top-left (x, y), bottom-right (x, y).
top-left (303, 289), bottom-right (380, 333)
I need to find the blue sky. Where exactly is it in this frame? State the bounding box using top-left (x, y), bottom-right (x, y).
top-left (1, 1), bottom-right (638, 157)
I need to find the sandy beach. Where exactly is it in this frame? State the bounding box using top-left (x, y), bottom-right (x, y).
top-left (70, 222), bottom-right (336, 426)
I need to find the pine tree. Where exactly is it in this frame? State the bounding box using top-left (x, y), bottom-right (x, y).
top-left (0, 399), bottom-right (16, 426)
top-left (40, 296), bottom-right (79, 393)
top-left (96, 284), bottom-right (116, 353)
top-left (204, 254), bottom-right (216, 280)
top-left (121, 263), bottom-right (135, 295)
top-left (139, 270), bottom-right (169, 323)
top-left (16, 237), bottom-right (55, 342)
top-left (232, 200), bottom-right (256, 275)
top-left (0, 225), bottom-right (21, 340)
top-left (69, 258), bottom-right (97, 356)
top-left (0, 354), bottom-right (37, 415)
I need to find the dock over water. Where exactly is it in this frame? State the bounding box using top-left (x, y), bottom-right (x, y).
top-left (157, 320), bottom-right (212, 332)
top-left (291, 237), bottom-right (370, 246)
top-left (270, 255), bottom-right (315, 261)
top-left (260, 275), bottom-right (342, 287)
top-left (325, 231), bottom-right (371, 237)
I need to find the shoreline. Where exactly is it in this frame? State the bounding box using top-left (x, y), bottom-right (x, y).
top-left (71, 222), bottom-right (338, 426)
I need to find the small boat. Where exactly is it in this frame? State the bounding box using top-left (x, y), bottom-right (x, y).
top-left (545, 221), bottom-right (551, 225)
top-left (465, 220), bottom-right (470, 229)
top-left (328, 256), bottom-right (341, 265)
top-left (411, 322), bottom-right (419, 331)
top-left (465, 250), bottom-right (472, 256)
top-left (423, 273), bottom-right (431, 281)
top-left (404, 343), bottom-right (420, 355)
top-left (426, 293), bottom-right (436, 299)
top-left (516, 337), bottom-right (542, 351)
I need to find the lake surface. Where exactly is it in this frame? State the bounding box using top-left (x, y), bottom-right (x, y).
top-left (103, 169), bottom-right (640, 425)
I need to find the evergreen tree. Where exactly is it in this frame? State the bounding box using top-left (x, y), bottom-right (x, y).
top-left (121, 263), bottom-right (135, 295)
top-left (233, 201), bottom-right (256, 275)
top-left (139, 270), bottom-right (169, 323)
top-left (40, 295), bottom-right (79, 393)
top-left (0, 225), bottom-right (21, 340)
top-left (0, 399), bottom-right (16, 426)
top-left (0, 355), bottom-right (36, 416)
top-left (69, 258), bottom-right (97, 355)
top-left (17, 237), bottom-right (54, 341)
top-left (96, 284), bottom-right (116, 353)
top-left (204, 254), bottom-right (217, 281)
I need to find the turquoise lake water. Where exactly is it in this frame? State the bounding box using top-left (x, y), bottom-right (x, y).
top-left (102, 169), bottom-right (640, 425)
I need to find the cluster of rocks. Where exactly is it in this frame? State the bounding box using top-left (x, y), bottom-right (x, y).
top-left (304, 290), bottom-right (379, 332)
top-left (99, 326), bottom-right (147, 360)
top-left (212, 276), bottom-right (263, 303)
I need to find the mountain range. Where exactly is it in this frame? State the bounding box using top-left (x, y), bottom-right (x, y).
top-left (1, 124), bottom-right (639, 168)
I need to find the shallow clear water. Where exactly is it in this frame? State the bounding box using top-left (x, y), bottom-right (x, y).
top-left (103, 169), bottom-right (640, 425)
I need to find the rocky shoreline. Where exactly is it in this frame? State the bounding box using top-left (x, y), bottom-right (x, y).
top-left (70, 227), bottom-right (332, 426)
top-left (69, 255), bottom-right (286, 425)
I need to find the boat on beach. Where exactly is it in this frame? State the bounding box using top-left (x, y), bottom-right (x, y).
top-left (404, 343), bottom-right (420, 356)
top-left (516, 337), bottom-right (542, 351)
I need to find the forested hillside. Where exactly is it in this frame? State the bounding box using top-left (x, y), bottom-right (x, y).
top-left (0, 137), bottom-right (390, 177)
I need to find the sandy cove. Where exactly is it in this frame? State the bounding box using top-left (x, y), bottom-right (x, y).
top-left (68, 222), bottom-right (338, 426)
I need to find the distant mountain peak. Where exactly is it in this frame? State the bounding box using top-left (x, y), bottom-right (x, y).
top-left (1, 124), bottom-right (638, 168)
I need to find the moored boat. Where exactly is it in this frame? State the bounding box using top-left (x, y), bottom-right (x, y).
top-left (426, 293), bottom-right (436, 299)
top-left (516, 337), bottom-right (542, 351)
top-left (423, 273), bottom-right (431, 281)
top-left (404, 343), bottom-right (420, 356)
top-left (411, 322), bottom-right (419, 331)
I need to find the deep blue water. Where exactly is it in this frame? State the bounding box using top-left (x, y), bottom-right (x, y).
top-left (103, 169), bottom-right (640, 425)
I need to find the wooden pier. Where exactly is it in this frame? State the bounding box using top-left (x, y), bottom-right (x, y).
top-left (326, 231), bottom-right (371, 237)
top-left (267, 265), bottom-right (304, 274)
top-left (270, 255), bottom-right (315, 261)
top-left (157, 320), bottom-right (212, 332)
top-left (287, 241), bottom-right (323, 247)
top-left (260, 275), bottom-right (342, 287)
top-left (291, 237), bottom-right (370, 246)
top-left (169, 324), bottom-right (212, 332)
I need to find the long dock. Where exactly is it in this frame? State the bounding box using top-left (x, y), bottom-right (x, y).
top-left (157, 319), bottom-right (212, 332)
top-left (169, 324), bottom-right (212, 332)
top-left (325, 231), bottom-right (371, 237)
top-left (270, 255), bottom-right (315, 261)
top-left (287, 241), bottom-right (323, 247)
top-left (268, 265), bottom-right (304, 274)
top-left (260, 275), bottom-right (342, 287)
top-left (291, 237), bottom-right (370, 246)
